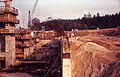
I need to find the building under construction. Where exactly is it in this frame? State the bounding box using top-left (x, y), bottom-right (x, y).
top-left (0, 0), bottom-right (19, 68)
top-left (0, 0), bottom-right (71, 77)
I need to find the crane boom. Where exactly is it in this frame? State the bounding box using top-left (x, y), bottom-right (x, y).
top-left (31, 0), bottom-right (38, 18)
top-left (28, 0), bottom-right (39, 28)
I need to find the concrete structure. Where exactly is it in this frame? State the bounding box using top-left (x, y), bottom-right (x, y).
top-left (63, 57), bottom-right (71, 77)
top-left (15, 29), bottom-right (34, 61)
top-left (62, 48), bottom-right (71, 77)
top-left (0, 3), bottom-right (19, 68)
top-left (15, 30), bottom-right (60, 62)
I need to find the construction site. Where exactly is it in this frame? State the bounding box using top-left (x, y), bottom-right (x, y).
top-left (0, 0), bottom-right (120, 77)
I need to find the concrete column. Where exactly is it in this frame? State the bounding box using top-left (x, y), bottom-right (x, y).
top-left (0, 35), bottom-right (1, 52)
top-left (5, 34), bottom-right (15, 68)
top-left (24, 48), bottom-right (29, 59)
top-left (62, 53), bottom-right (71, 77)
top-left (0, 62), bottom-right (2, 68)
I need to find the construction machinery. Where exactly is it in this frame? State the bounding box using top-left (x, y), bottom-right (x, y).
top-left (28, 0), bottom-right (38, 28)
top-left (27, 0), bottom-right (70, 49)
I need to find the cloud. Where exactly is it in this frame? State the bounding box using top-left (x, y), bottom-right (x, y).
top-left (13, 0), bottom-right (120, 28)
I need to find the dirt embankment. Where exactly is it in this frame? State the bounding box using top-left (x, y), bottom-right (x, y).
top-left (70, 39), bottom-right (120, 77)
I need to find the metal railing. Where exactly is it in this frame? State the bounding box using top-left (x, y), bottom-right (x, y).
top-left (16, 54), bottom-right (24, 58)
top-left (16, 51), bottom-right (24, 54)
top-left (0, 16), bottom-right (19, 23)
top-left (0, 6), bottom-right (18, 15)
top-left (0, 29), bottom-right (15, 33)
top-left (16, 35), bottom-right (31, 40)
top-left (16, 43), bottom-right (30, 48)
top-left (0, 29), bottom-right (31, 34)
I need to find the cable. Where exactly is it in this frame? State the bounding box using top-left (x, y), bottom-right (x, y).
top-left (44, 52), bottom-right (60, 77)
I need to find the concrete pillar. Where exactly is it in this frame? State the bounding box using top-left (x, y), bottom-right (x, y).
top-left (5, 34), bottom-right (15, 68)
top-left (24, 48), bottom-right (29, 59)
top-left (62, 53), bottom-right (71, 77)
top-left (0, 36), bottom-right (1, 53)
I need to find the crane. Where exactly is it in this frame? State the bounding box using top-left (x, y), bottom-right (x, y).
top-left (0, 0), bottom-right (12, 7)
top-left (28, 0), bottom-right (38, 28)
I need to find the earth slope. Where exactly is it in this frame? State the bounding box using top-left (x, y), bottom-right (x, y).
top-left (71, 42), bottom-right (120, 77)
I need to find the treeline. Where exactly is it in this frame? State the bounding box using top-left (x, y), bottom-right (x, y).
top-left (81, 12), bottom-right (120, 29)
top-left (33, 12), bottom-right (120, 31)
top-left (41, 19), bottom-right (87, 31)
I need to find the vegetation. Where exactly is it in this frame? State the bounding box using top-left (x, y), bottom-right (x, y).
top-left (81, 12), bottom-right (120, 29)
top-left (33, 12), bottom-right (120, 31)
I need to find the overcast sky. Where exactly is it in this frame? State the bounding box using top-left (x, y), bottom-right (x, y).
top-left (11, 0), bottom-right (120, 28)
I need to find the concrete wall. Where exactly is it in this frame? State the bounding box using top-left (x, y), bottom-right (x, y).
top-left (24, 48), bottom-right (29, 59)
top-left (62, 40), bottom-right (71, 77)
top-left (29, 39), bottom-right (34, 56)
top-left (63, 58), bottom-right (71, 77)
top-left (6, 35), bottom-right (15, 67)
top-left (0, 8), bottom-right (18, 68)
top-left (0, 34), bottom-right (15, 68)
top-left (5, 24), bottom-right (15, 29)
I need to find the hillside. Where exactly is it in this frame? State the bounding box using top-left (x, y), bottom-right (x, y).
top-left (66, 28), bottom-right (120, 77)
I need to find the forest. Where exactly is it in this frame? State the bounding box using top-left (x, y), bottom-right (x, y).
top-left (33, 12), bottom-right (120, 31)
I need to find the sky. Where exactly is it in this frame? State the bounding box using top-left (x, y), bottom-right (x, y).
top-left (10, 0), bottom-right (120, 28)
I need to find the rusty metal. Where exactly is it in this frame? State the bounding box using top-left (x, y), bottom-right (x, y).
top-left (0, 0), bottom-right (12, 7)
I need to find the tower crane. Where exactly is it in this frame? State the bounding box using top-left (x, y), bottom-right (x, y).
top-left (28, 0), bottom-right (38, 28)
